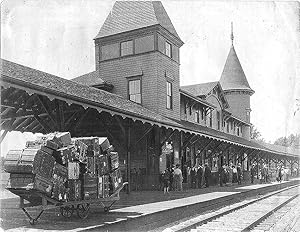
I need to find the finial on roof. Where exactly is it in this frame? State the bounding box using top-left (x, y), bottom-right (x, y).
top-left (231, 22), bottom-right (234, 46)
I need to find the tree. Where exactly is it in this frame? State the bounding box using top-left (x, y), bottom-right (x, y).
top-left (274, 134), bottom-right (300, 148)
top-left (250, 126), bottom-right (265, 143)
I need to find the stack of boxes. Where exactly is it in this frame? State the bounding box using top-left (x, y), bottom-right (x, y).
top-left (4, 133), bottom-right (123, 203)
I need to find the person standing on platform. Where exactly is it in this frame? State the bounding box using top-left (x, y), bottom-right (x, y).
top-left (169, 166), bottom-right (174, 191)
top-left (250, 164), bottom-right (255, 184)
top-left (237, 163), bottom-right (242, 185)
top-left (191, 166), bottom-right (197, 188)
top-left (173, 164), bottom-right (183, 191)
top-left (197, 164), bottom-right (203, 188)
top-left (162, 169), bottom-right (170, 194)
top-left (204, 164), bottom-right (211, 188)
top-left (187, 166), bottom-right (191, 188)
top-left (277, 166), bottom-right (282, 182)
top-left (232, 165), bottom-right (237, 183)
top-left (218, 165), bottom-right (225, 187)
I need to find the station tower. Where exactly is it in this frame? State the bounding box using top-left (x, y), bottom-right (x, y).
top-left (219, 24), bottom-right (255, 124)
top-left (94, 1), bottom-right (184, 120)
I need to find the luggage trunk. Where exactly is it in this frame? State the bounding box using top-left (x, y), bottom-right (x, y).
top-left (110, 169), bottom-right (123, 193)
top-left (97, 155), bottom-right (109, 176)
top-left (52, 163), bottom-right (68, 201)
top-left (68, 179), bottom-right (82, 201)
top-left (4, 150), bottom-right (22, 173)
top-left (108, 151), bottom-right (119, 171)
top-left (98, 175), bottom-right (110, 198)
top-left (83, 173), bottom-right (98, 200)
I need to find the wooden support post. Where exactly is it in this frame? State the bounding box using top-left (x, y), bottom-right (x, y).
top-left (135, 126), bottom-right (153, 146)
top-left (36, 95), bottom-right (57, 130)
top-left (160, 129), bottom-right (176, 147)
top-left (179, 131), bottom-right (183, 166)
top-left (126, 123), bottom-right (131, 194)
top-left (0, 130), bottom-right (9, 143)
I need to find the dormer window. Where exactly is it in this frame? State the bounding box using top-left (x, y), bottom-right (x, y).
top-left (121, 40), bottom-right (133, 56)
top-left (165, 41), bottom-right (172, 57)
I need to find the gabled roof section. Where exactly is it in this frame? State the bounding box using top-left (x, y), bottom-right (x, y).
top-left (179, 89), bottom-right (216, 109)
top-left (95, 1), bottom-right (181, 41)
top-left (0, 59), bottom-right (180, 127)
top-left (220, 45), bottom-right (254, 94)
top-left (181, 81), bottom-right (219, 97)
top-left (72, 70), bottom-right (105, 86)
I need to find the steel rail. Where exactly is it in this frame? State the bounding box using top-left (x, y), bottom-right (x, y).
top-left (171, 184), bottom-right (300, 232)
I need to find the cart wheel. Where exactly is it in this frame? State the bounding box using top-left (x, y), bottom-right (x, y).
top-left (104, 206), bottom-right (109, 213)
top-left (77, 203), bottom-right (90, 219)
top-left (29, 219), bottom-right (36, 225)
top-left (60, 206), bottom-right (74, 218)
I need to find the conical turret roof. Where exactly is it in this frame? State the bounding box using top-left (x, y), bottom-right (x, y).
top-left (95, 1), bottom-right (182, 43)
top-left (220, 45), bottom-right (254, 94)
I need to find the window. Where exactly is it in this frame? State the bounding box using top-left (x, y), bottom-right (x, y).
top-left (165, 41), bottom-right (172, 57)
top-left (237, 127), bottom-right (240, 136)
top-left (183, 98), bottom-right (187, 115)
top-left (166, 81), bottom-right (173, 109)
top-left (217, 111), bottom-right (220, 130)
top-left (195, 106), bottom-right (200, 123)
top-left (128, 79), bottom-right (141, 104)
top-left (201, 108), bottom-right (205, 120)
top-left (121, 40), bottom-right (133, 56)
top-left (227, 122), bottom-right (229, 133)
top-left (209, 110), bottom-right (213, 127)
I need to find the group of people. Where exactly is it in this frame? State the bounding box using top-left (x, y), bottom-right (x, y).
top-left (160, 163), bottom-right (212, 193)
top-left (218, 163), bottom-right (243, 186)
top-left (160, 164), bottom-right (183, 193)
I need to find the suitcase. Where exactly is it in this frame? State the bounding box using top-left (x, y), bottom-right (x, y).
top-left (73, 139), bottom-right (88, 162)
top-left (68, 179), bottom-right (82, 201)
top-left (7, 173), bottom-right (35, 189)
top-left (26, 139), bottom-right (59, 150)
top-left (74, 137), bottom-right (101, 157)
top-left (30, 174), bottom-right (53, 196)
top-left (87, 157), bottom-right (96, 175)
top-left (54, 132), bottom-right (72, 147)
top-left (52, 163), bottom-right (68, 201)
top-left (97, 155), bottom-right (109, 176)
top-left (4, 150), bottom-right (22, 173)
top-left (98, 137), bottom-right (110, 153)
top-left (68, 162), bottom-right (80, 179)
top-left (53, 163), bottom-right (68, 182)
top-left (83, 173), bottom-right (98, 200)
top-left (98, 175), bottom-right (110, 198)
top-left (108, 151), bottom-right (119, 171)
top-left (20, 149), bottom-right (55, 179)
top-left (24, 143), bottom-right (54, 155)
top-left (55, 146), bottom-right (75, 164)
top-left (83, 173), bottom-right (98, 186)
top-left (110, 169), bottom-right (123, 193)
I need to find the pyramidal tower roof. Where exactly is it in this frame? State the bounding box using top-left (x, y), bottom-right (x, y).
top-left (95, 1), bottom-right (182, 42)
top-left (220, 24), bottom-right (254, 94)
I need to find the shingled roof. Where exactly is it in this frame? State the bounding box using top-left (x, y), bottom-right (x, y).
top-left (220, 45), bottom-right (254, 94)
top-left (0, 59), bottom-right (180, 127)
top-left (95, 1), bottom-right (181, 41)
top-left (181, 81), bottom-right (219, 97)
top-left (72, 70), bottom-right (105, 86)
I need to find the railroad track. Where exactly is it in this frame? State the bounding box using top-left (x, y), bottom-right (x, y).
top-left (163, 185), bottom-right (299, 232)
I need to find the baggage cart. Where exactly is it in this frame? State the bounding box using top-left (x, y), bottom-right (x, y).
top-left (7, 182), bottom-right (127, 225)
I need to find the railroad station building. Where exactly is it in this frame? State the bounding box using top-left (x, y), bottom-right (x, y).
top-left (1, 1), bottom-right (299, 191)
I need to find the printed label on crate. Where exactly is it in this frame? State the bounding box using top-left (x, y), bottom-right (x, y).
top-left (68, 162), bottom-right (80, 179)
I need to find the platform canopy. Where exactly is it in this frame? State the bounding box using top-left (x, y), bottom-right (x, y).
top-left (1, 59), bottom-right (298, 159)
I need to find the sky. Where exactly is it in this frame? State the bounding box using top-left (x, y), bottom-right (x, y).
top-left (1, 0), bottom-right (300, 155)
